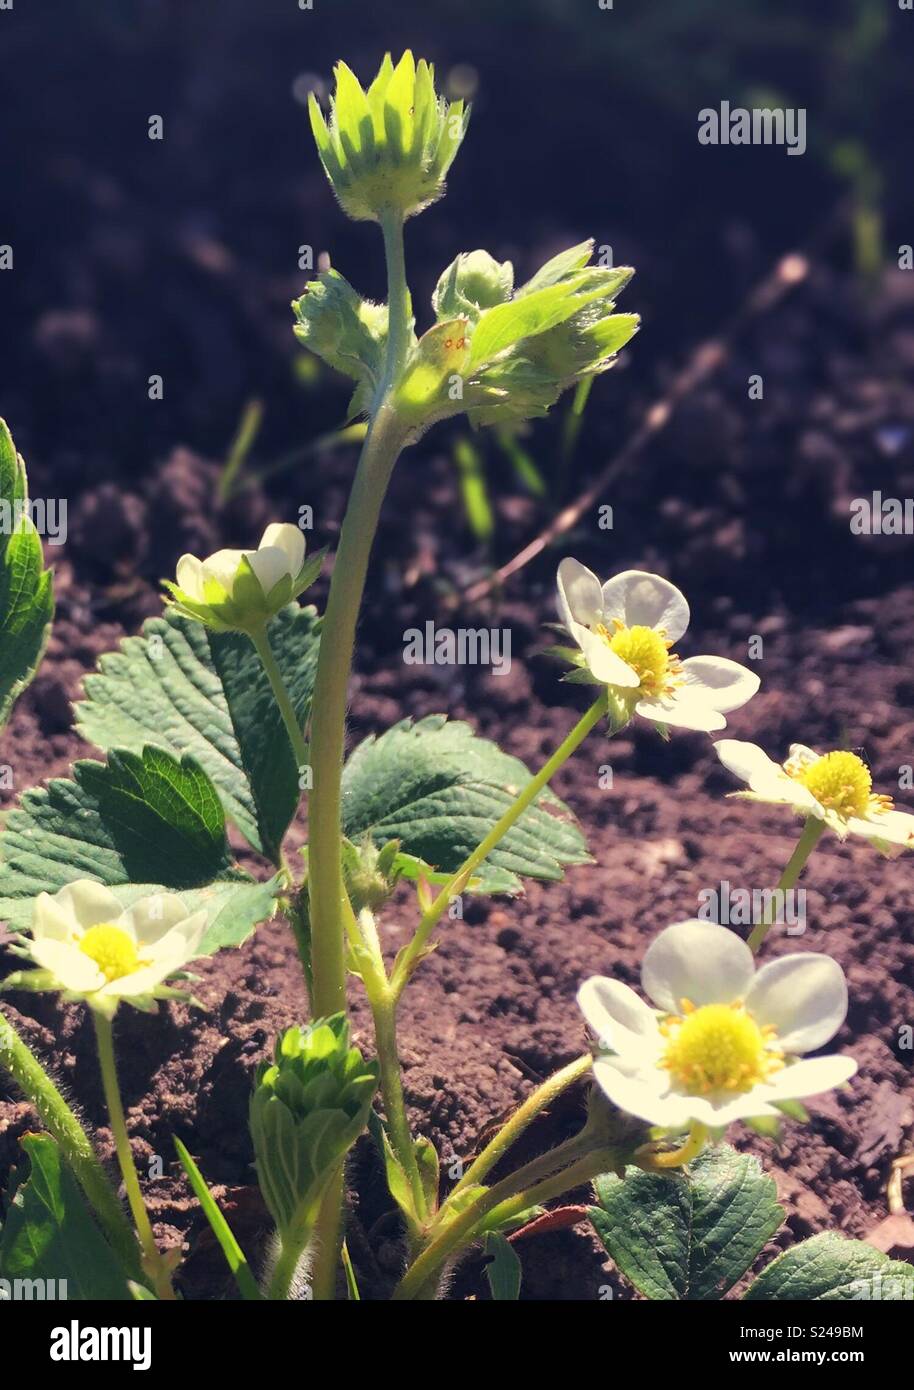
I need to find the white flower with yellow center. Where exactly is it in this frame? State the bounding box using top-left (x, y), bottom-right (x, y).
top-left (163, 523), bottom-right (321, 634)
top-left (556, 560), bottom-right (760, 732)
top-left (5, 881), bottom-right (207, 1017)
top-left (715, 740), bottom-right (914, 853)
top-left (578, 920), bottom-right (856, 1131)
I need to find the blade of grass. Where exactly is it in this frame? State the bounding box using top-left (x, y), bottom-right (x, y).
top-left (341, 1238), bottom-right (361, 1301)
top-left (174, 1137), bottom-right (263, 1301)
top-left (493, 426), bottom-right (547, 498)
top-left (218, 398), bottom-right (265, 503)
top-left (453, 435), bottom-right (494, 543)
top-left (238, 422), bottom-right (368, 496)
top-left (556, 377), bottom-right (594, 496)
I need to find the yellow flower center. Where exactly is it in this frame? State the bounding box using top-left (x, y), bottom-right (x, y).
top-left (660, 1001), bottom-right (783, 1094)
top-left (791, 750), bottom-right (882, 820)
top-left (597, 622), bottom-right (681, 698)
top-left (78, 924), bottom-right (141, 983)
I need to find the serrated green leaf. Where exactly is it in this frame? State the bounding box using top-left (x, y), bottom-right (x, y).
top-left (484, 1232), bottom-right (522, 1300)
top-left (516, 240), bottom-right (595, 296)
top-left (340, 715), bottom-right (590, 894)
top-left (0, 746), bottom-right (281, 954)
top-left (0, 1134), bottom-right (131, 1299)
top-left (468, 274), bottom-right (606, 370)
top-left (75, 605), bottom-right (320, 863)
top-left (589, 1144), bottom-right (784, 1300)
top-left (0, 419), bottom-right (54, 730)
top-left (744, 1232), bottom-right (914, 1301)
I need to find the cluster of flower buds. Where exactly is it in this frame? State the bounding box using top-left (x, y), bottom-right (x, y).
top-left (250, 1017), bottom-right (378, 1242)
top-left (415, 241), bottom-right (640, 428)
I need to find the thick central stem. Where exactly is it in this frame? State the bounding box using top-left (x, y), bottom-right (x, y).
top-left (306, 213), bottom-right (413, 1299)
top-left (307, 407), bottom-right (407, 1017)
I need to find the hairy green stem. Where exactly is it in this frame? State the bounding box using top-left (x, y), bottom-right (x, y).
top-left (267, 1226), bottom-right (312, 1300)
top-left (379, 211), bottom-right (412, 386)
top-left (747, 816), bottom-right (826, 954)
top-left (250, 623), bottom-right (310, 772)
top-left (447, 1053), bottom-right (593, 1202)
top-left (0, 1007), bottom-right (139, 1274)
top-left (305, 217), bottom-right (412, 1299)
top-left (394, 1138), bottom-right (617, 1301)
top-left (392, 692), bottom-right (609, 995)
top-left (92, 1012), bottom-right (174, 1300)
top-left (307, 406), bottom-right (408, 1020)
top-left (364, 974), bottom-right (427, 1225)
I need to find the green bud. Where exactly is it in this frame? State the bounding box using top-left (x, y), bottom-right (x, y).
top-left (432, 250), bottom-right (514, 321)
top-left (292, 269), bottom-right (390, 420)
top-left (341, 836), bottom-right (403, 914)
top-left (250, 1017), bottom-right (378, 1240)
top-left (308, 51), bottom-right (469, 223)
top-left (163, 525), bottom-right (324, 635)
top-left (461, 244), bottom-right (639, 427)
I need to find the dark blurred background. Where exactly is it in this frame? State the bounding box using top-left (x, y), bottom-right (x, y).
top-left (0, 0), bottom-right (912, 611)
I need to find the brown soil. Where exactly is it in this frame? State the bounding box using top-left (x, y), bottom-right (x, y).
top-left (2, 261), bottom-right (914, 1299)
top-left (2, 0), bottom-right (914, 1302)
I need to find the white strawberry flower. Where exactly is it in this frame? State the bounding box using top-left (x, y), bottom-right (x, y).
top-left (578, 919), bottom-right (856, 1132)
top-left (5, 880), bottom-right (208, 1017)
top-left (715, 740), bottom-right (914, 853)
top-left (164, 523), bottom-right (321, 634)
top-left (556, 560), bottom-right (759, 732)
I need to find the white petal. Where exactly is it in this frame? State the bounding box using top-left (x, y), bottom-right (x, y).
top-left (713, 739), bottom-right (775, 785)
top-left (593, 1058), bottom-right (696, 1129)
top-left (600, 569), bottom-right (690, 642)
top-left (32, 880), bottom-right (123, 942)
top-left (635, 692), bottom-right (726, 732)
top-left (247, 545), bottom-right (290, 596)
top-left (679, 1088), bottom-right (781, 1126)
top-left (642, 919), bottom-right (754, 1013)
top-left (577, 976), bottom-right (661, 1057)
top-left (175, 554), bottom-right (206, 602)
top-left (556, 557), bottom-right (604, 629)
top-left (786, 744), bottom-right (821, 769)
top-left (116, 893), bottom-right (193, 946)
top-left (576, 625), bottom-right (640, 688)
top-left (201, 548), bottom-right (246, 593)
top-left (762, 1054), bottom-right (857, 1101)
top-left (679, 656), bottom-right (760, 713)
top-left (28, 938), bottom-right (105, 993)
top-left (260, 523), bottom-right (305, 577)
top-left (746, 953), bottom-right (848, 1053)
top-left (714, 740), bottom-right (822, 812)
top-left (847, 809), bottom-right (914, 849)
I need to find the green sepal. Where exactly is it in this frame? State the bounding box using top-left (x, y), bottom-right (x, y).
top-left (250, 1016), bottom-right (379, 1240)
top-left (309, 51), bottom-right (469, 223)
top-left (414, 1135), bottom-right (441, 1217)
top-left (0, 419), bottom-right (55, 729)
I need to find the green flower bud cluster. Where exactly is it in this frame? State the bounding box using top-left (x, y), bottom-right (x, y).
top-left (292, 269), bottom-right (393, 420)
top-left (390, 241), bottom-right (638, 429)
top-left (309, 51), bottom-right (469, 224)
top-left (250, 1017), bottom-right (378, 1239)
